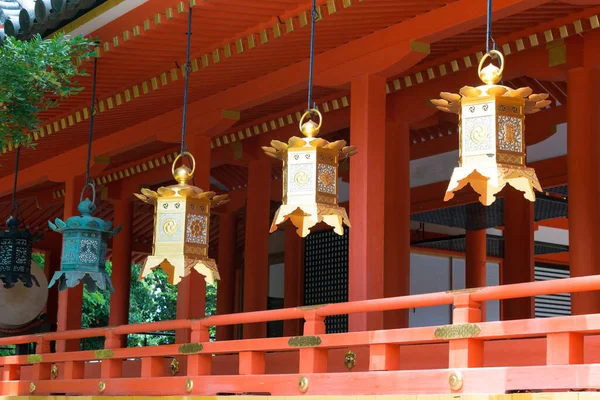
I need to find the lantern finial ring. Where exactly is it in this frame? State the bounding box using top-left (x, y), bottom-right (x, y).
top-left (80, 182), bottom-right (96, 205)
top-left (299, 109), bottom-right (323, 138)
top-left (172, 151), bottom-right (196, 183)
top-left (478, 49), bottom-right (504, 85)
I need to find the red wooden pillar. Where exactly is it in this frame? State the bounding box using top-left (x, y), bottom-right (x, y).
top-left (109, 196), bottom-right (133, 342)
top-left (243, 158), bottom-right (271, 339)
top-left (283, 225), bottom-right (304, 336)
top-left (383, 120), bottom-right (410, 329)
top-left (216, 212), bottom-right (237, 341)
top-left (568, 66), bottom-right (600, 314)
top-left (466, 229), bottom-right (487, 319)
top-left (38, 232), bottom-right (62, 327)
top-left (56, 175), bottom-right (85, 352)
top-left (501, 189), bottom-right (534, 320)
top-left (350, 75), bottom-right (412, 331)
top-left (176, 136), bottom-right (210, 343)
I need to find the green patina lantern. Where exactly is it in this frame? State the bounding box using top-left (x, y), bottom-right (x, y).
top-left (0, 215), bottom-right (42, 289)
top-left (48, 190), bottom-right (121, 292)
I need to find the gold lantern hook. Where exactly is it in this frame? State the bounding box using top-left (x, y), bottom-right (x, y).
top-left (299, 108), bottom-right (323, 138)
top-left (478, 49), bottom-right (504, 85)
top-left (172, 151), bottom-right (196, 184)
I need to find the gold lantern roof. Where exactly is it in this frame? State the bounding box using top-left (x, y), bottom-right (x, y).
top-left (134, 153), bottom-right (228, 285)
top-left (432, 50), bottom-right (550, 206)
top-left (262, 110), bottom-right (357, 237)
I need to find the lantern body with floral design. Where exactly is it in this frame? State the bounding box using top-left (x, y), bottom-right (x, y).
top-left (263, 109), bottom-right (357, 237)
top-left (432, 50), bottom-right (550, 206)
top-left (134, 153), bottom-right (228, 285)
top-left (48, 198), bottom-right (121, 292)
top-left (0, 216), bottom-right (42, 289)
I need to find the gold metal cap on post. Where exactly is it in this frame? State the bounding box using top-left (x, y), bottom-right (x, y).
top-left (432, 50), bottom-right (549, 206)
top-left (262, 109), bottom-right (357, 237)
top-left (134, 153), bottom-right (229, 285)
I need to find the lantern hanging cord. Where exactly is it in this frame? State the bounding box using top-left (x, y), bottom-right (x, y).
top-left (180, 5), bottom-right (193, 157)
top-left (307, 0), bottom-right (317, 111)
top-left (486, 0), bottom-right (496, 54)
top-left (85, 56), bottom-right (98, 187)
top-left (10, 146), bottom-right (21, 215)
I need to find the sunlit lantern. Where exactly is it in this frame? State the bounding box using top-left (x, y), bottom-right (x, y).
top-left (134, 152), bottom-right (229, 285)
top-left (262, 109), bottom-right (357, 237)
top-left (0, 216), bottom-right (42, 289)
top-left (432, 50), bottom-right (550, 206)
top-left (48, 191), bottom-right (121, 292)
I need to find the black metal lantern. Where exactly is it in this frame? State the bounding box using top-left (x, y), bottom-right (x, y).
top-left (0, 215), bottom-right (42, 288)
top-left (0, 146), bottom-right (42, 289)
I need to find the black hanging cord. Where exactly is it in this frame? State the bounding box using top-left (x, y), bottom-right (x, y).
top-left (486, 0), bottom-right (496, 54)
top-left (307, 0), bottom-right (317, 111)
top-left (85, 56), bottom-right (98, 186)
top-left (10, 146), bottom-right (21, 216)
top-left (180, 5), bottom-right (193, 156)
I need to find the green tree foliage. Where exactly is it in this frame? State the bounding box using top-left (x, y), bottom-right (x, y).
top-left (79, 262), bottom-right (217, 350)
top-left (0, 34), bottom-right (94, 148)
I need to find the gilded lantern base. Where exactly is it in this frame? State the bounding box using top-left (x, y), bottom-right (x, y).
top-left (270, 203), bottom-right (351, 237)
top-left (444, 164), bottom-right (542, 206)
top-left (48, 271), bottom-right (114, 293)
top-left (138, 256), bottom-right (220, 286)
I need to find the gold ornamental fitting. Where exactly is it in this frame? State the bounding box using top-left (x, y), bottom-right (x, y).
top-left (345, 349), bottom-right (356, 371)
top-left (448, 370), bottom-right (464, 391)
top-left (185, 378), bottom-right (194, 393)
top-left (299, 109), bottom-right (323, 138)
top-left (298, 376), bottom-right (309, 393)
top-left (172, 151), bottom-right (196, 184)
top-left (478, 49), bottom-right (504, 85)
top-left (98, 380), bottom-right (106, 393)
top-left (29, 382), bottom-right (36, 394)
top-left (51, 364), bottom-right (59, 379)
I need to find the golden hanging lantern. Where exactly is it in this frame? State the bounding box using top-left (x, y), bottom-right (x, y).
top-left (262, 109), bottom-right (357, 237)
top-left (432, 50), bottom-right (549, 206)
top-left (134, 152), bottom-right (229, 285)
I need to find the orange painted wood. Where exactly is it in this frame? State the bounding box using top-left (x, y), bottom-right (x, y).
top-left (109, 197), bottom-right (133, 345)
top-left (369, 344), bottom-right (400, 371)
top-left (502, 188), bottom-right (535, 320)
top-left (140, 356), bottom-right (165, 378)
top-left (299, 348), bottom-right (328, 374)
top-left (568, 66), bottom-right (600, 315)
top-left (101, 359), bottom-right (123, 379)
top-left (187, 354), bottom-right (212, 376)
top-left (283, 225), bottom-right (304, 337)
top-left (10, 363), bottom-right (600, 396)
top-left (2, 364), bottom-right (19, 380)
top-left (242, 158), bottom-right (271, 339)
top-left (63, 361), bottom-right (85, 379)
top-left (349, 74), bottom-right (387, 332)
top-left (239, 352), bottom-right (265, 375)
top-left (449, 338), bottom-right (484, 368)
top-left (466, 229), bottom-right (488, 319)
top-left (216, 212), bottom-right (237, 341)
top-left (56, 175), bottom-right (85, 353)
top-left (452, 294), bottom-right (482, 324)
top-left (383, 121), bottom-right (410, 329)
top-left (547, 333), bottom-right (584, 365)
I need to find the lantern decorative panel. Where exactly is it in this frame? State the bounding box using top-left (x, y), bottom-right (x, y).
top-left (134, 152), bottom-right (228, 285)
top-left (48, 196), bottom-right (121, 293)
top-left (0, 216), bottom-right (42, 288)
top-left (262, 109), bottom-right (357, 237)
top-left (432, 50), bottom-right (550, 206)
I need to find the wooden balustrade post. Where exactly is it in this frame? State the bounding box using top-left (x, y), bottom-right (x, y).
top-left (2, 364), bottom-right (19, 381)
top-left (31, 338), bottom-right (51, 380)
top-left (547, 332), bottom-right (584, 365)
top-left (299, 311), bottom-right (328, 373)
top-left (101, 332), bottom-right (123, 378)
top-left (449, 294), bottom-right (483, 369)
top-left (187, 323), bottom-right (211, 376)
top-left (239, 352), bottom-right (266, 375)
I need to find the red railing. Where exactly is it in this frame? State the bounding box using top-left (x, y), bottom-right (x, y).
top-left (2, 275), bottom-right (600, 396)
